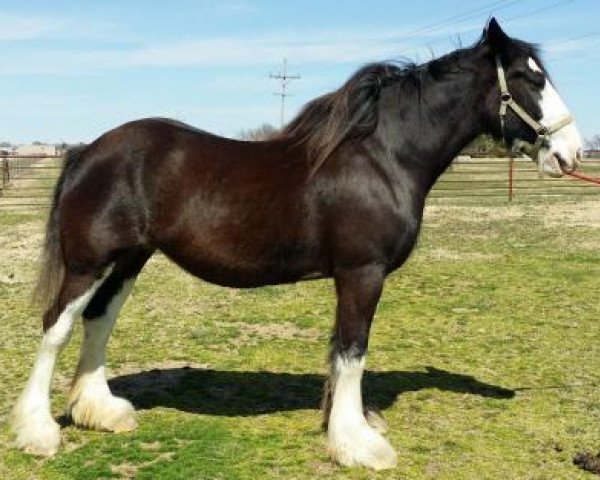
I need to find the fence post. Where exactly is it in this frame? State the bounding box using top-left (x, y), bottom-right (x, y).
top-left (508, 157), bottom-right (514, 202)
top-left (2, 156), bottom-right (9, 191)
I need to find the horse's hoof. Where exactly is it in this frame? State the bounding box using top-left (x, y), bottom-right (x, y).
top-left (70, 394), bottom-right (137, 433)
top-left (12, 415), bottom-right (61, 457)
top-left (327, 421), bottom-right (397, 470)
top-left (112, 415), bottom-right (138, 433)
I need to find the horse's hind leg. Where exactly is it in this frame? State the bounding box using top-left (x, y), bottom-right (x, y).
top-left (11, 270), bottom-right (110, 456)
top-left (68, 249), bottom-right (151, 433)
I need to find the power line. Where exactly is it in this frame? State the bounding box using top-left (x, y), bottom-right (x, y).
top-left (387, 0), bottom-right (578, 47)
top-left (503, 0), bottom-right (577, 22)
top-left (270, 59), bottom-right (301, 128)
top-left (384, 0), bottom-right (519, 44)
top-left (544, 28), bottom-right (600, 62)
top-left (545, 27), bottom-right (600, 48)
top-left (357, 0), bottom-right (580, 67)
top-left (300, 0), bottom-right (529, 78)
top-left (387, 0), bottom-right (579, 61)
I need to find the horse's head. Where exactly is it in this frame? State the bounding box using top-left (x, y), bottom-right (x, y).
top-left (483, 18), bottom-right (582, 177)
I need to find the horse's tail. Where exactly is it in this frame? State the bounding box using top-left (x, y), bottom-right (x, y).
top-left (33, 145), bottom-right (87, 310)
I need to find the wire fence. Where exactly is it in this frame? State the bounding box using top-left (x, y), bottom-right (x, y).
top-left (1, 154), bottom-right (600, 210)
top-left (0, 154), bottom-right (62, 209)
top-left (430, 156), bottom-right (600, 201)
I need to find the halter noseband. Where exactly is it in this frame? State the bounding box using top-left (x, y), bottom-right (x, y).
top-left (495, 55), bottom-right (573, 157)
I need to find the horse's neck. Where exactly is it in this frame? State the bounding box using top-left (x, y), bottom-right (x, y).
top-left (381, 61), bottom-right (491, 189)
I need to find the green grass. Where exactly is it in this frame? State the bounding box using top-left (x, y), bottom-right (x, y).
top-left (1, 196), bottom-right (600, 479)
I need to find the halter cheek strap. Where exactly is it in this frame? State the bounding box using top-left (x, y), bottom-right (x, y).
top-left (495, 55), bottom-right (573, 157)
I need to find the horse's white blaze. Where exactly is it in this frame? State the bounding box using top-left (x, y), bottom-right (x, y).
top-left (528, 57), bottom-right (582, 171)
top-left (11, 274), bottom-right (108, 456)
top-left (327, 355), bottom-right (397, 470)
top-left (69, 279), bottom-right (137, 432)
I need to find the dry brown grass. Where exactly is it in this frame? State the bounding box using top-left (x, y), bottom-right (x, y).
top-left (423, 248), bottom-right (502, 262)
top-left (425, 204), bottom-right (527, 223)
top-left (0, 220), bottom-right (43, 284)
top-left (223, 321), bottom-right (323, 347)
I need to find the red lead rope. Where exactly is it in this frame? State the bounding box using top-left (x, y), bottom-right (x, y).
top-left (566, 170), bottom-right (600, 186)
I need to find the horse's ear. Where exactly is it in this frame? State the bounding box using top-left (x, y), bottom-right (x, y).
top-left (484, 17), bottom-right (510, 54)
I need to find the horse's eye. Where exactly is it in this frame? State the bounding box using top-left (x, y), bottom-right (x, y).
top-left (530, 73), bottom-right (545, 88)
top-left (514, 69), bottom-right (544, 88)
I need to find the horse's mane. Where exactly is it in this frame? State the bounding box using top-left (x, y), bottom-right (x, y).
top-left (278, 62), bottom-right (414, 174)
top-left (278, 32), bottom-right (542, 175)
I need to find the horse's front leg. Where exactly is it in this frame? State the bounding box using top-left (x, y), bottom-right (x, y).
top-left (323, 264), bottom-right (397, 470)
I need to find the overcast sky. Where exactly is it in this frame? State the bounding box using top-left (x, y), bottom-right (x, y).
top-left (1, 0), bottom-right (598, 144)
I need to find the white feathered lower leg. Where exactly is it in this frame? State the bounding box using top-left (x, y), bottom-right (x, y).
top-left (12, 276), bottom-right (106, 456)
top-left (327, 355), bottom-right (397, 470)
top-left (69, 279), bottom-right (137, 432)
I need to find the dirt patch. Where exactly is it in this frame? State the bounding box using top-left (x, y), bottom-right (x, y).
top-left (426, 200), bottom-right (600, 230)
top-left (0, 219), bottom-right (44, 284)
top-left (309, 460), bottom-right (337, 475)
top-left (563, 239), bottom-right (600, 251)
top-left (140, 441), bottom-right (162, 451)
top-left (425, 205), bottom-right (527, 223)
top-left (0, 272), bottom-right (17, 284)
top-left (424, 248), bottom-right (501, 262)
top-left (110, 452), bottom-right (174, 478)
top-left (110, 462), bottom-right (138, 478)
top-left (538, 200), bottom-right (600, 229)
top-left (218, 321), bottom-right (323, 348)
top-left (574, 451), bottom-right (600, 475)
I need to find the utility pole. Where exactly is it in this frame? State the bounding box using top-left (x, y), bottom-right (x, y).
top-left (270, 58), bottom-right (300, 128)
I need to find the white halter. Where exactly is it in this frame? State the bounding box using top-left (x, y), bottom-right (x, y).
top-left (495, 55), bottom-right (573, 157)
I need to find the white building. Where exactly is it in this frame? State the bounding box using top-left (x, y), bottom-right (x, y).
top-left (13, 144), bottom-right (58, 156)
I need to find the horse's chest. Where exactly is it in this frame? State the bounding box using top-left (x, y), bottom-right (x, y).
top-left (385, 217), bottom-right (421, 271)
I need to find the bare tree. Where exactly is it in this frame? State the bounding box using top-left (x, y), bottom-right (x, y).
top-left (584, 134), bottom-right (600, 151)
top-left (461, 134), bottom-right (506, 157)
top-left (237, 123), bottom-right (278, 141)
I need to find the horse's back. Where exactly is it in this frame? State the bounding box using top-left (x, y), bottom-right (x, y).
top-left (57, 118), bottom-right (321, 286)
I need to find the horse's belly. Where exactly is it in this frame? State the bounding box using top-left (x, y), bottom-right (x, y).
top-left (157, 236), bottom-right (319, 288)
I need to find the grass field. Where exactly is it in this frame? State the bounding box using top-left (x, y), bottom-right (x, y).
top-left (1, 183), bottom-right (600, 478)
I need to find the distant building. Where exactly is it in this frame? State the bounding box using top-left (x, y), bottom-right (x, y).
top-left (13, 144), bottom-right (58, 157)
top-left (585, 149), bottom-right (600, 159)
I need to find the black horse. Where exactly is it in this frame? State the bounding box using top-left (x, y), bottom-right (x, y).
top-left (12, 18), bottom-right (581, 469)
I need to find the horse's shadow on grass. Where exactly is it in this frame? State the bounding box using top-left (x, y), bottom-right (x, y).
top-left (107, 366), bottom-right (514, 416)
